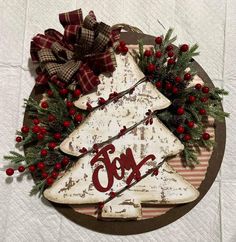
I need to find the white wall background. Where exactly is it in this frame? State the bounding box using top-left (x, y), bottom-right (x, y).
top-left (0, 0), bottom-right (236, 241)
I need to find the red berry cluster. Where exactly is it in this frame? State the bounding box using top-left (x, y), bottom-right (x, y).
top-left (116, 40), bottom-right (128, 55)
top-left (6, 154), bottom-right (71, 188)
top-left (172, 83), bottom-right (212, 143)
top-left (54, 88), bottom-right (82, 125)
top-left (6, 85), bottom-right (84, 187)
top-left (194, 83), bottom-right (210, 115)
top-left (144, 36), bottom-right (185, 74)
top-left (21, 119), bottom-right (48, 142)
top-left (145, 36), bottom-right (192, 96)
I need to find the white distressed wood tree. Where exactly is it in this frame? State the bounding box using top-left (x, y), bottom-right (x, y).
top-left (44, 53), bottom-right (199, 219)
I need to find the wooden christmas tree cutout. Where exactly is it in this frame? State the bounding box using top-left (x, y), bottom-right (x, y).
top-left (60, 53), bottom-right (170, 156)
top-left (44, 52), bottom-right (200, 219)
top-left (101, 161), bottom-right (199, 220)
top-left (74, 52), bottom-right (170, 110)
top-left (43, 117), bottom-right (199, 215)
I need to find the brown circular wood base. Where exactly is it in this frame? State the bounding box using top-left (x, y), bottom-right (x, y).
top-left (24, 32), bottom-right (226, 235)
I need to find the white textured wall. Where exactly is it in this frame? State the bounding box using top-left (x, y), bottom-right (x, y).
top-left (0, 0), bottom-right (235, 241)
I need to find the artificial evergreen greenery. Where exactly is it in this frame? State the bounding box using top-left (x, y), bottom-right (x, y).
top-left (3, 28), bottom-right (229, 196)
top-left (134, 28), bottom-right (229, 166)
top-left (4, 83), bottom-right (82, 195)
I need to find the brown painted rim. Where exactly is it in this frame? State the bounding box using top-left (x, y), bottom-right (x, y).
top-left (24, 32), bottom-right (226, 235)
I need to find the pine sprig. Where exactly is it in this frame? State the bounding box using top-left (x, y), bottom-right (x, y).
top-left (30, 180), bottom-right (46, 197)
top-left (4, 151), bottom-right (25, 164)
top-left (137, 28), bottom-right (229, 167)
top-left (4, 82), bottom-right (83, 195)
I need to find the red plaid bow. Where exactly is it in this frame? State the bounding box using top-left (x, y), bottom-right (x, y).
top-left (30, 9), bottom-right (120, 93)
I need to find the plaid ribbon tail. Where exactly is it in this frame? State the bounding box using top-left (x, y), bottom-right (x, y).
top-left (57, 60), bottom-right (81, 82)
top-left (44, 29), bottom-right (64, 42)
top-left (30, 41), bottom-right (40, 62)
top-left (35, 73), bottom-right (49, 85)
top-left (59, 9), bottom-right (83, 27)
top-left (77, 63), bottom-right (100, 93)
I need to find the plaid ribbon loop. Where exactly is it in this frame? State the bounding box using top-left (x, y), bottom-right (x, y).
top-left (30, 8), bottom-right (120, 93)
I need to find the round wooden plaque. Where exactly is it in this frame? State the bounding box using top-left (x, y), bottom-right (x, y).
top-left (24, 32), bottom-right (226, 235)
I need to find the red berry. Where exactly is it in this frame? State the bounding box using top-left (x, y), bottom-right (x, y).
top-left (6, 168), bottom-right (14, 176)
top-left (187, 121), bottom-right (195, 128)
top-left (200, 97), bottom-right (208, 103)
top-left (47, 90), bottom-right (53, 97)
top-left (41, 101), bottom-right (48, 109)
top-left (16, 136), bottom-right (22, 143)
top-left (28, 165), bottom-right (36, 172)
top-left (156, 81), bottom-right (162, 89)
top-left (54, 162), bottom-right (62, 170)
top-left (183, 134), bottom-right (191, 141)
top-left (172, 87), bottom-right (179, 94)
top-left (155, 36), bottom-right (162, 45)
top-left (168, 58), bottom-right (175, 65)
top-left (180, 44), bottom-right (189, 52)
top-left (75, 114), bottom-right (83, 123)
top-left (109, 191), bottom-right (116, 198)
top-left (166, 45), bottom-right (173, 51)
top-left (32, 125), bottom-right (41, 133)
top-left (18, 166), bottom-right (25, 172)
top-left (53, 133), bottom-right (61, 140)
top-left (202, 86), bottom-right (209, 94)
top-left (69, 108), bottom-right (76, 116)
top-left (73, 89), bottom-right (81, 97)
top-left (59, 88), bottom-right (68, 96)
top-left (199, 109), bottom-right (207, 115)
top-left (202, 132), bottom-right (210, 140)
top-left (144, 49), bottom-right (152, 57)
top-left (66, 101), bottom-right (73, 108)
top-left (63, 120), bottom-right (71, 127)
top-left (176, 125), bottom-right (185, 134)
top-left (109, 91), bottom-right (118, 100)
top-left (98, 97), bottom-right (106, 105)
top-left (119, 40), bottom-right (126, 47)
top-left (121, 46), bottom-right (128, 54)
top-left (40, 127), bottom-right (47, 134)
top-left (48, 114), bottom-right (56, 122)
top-left (155, 51), bottom-right (162, 58)
top-left (97, 202), bottom-right (104, 209)
top-left (188, 95), bottom-right (196, 103)
top-left (41, 149), bottom-right (48, 156)
top-left (21, 126), bottom-right (29, 133)
top-left (42, 172), bottom-right (48, 179)
top-left (62, 157), bottom-right (70, 166)
top-left (195, 83), bottom-right (202, 90)
top-left (147, 63), bottom-right (155, 72)
top-left (175, 76), bottom-right (182, 83)
top-left (37, 133), bottom-right (44, 140)
top-left (48, 142), bottom-right (57, 150)
top-left (168, 51), bottom-right (174, 57)
top-left (116, 45), bottom-right (122, 52)
top-left (46, 177), bottom-right (54, 186)
top-left (184, 73), bottom-right (191, 80)
top-left (165, 82), bottom-right (172, 90)
top-left (37, 162), bottom-right (45, 170)
top-left (177, 107), bottom-right (185, 115)
top-left (51, 171), bottom-right (58, 179)
top-left (33, 119), bottom-right (40, 125)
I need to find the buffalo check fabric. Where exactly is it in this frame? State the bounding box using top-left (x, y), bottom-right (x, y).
top-left (30, 8), bottom-right (120, 93)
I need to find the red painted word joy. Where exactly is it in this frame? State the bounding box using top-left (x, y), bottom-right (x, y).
top-left (90, 144), bottom-right (156, 192)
